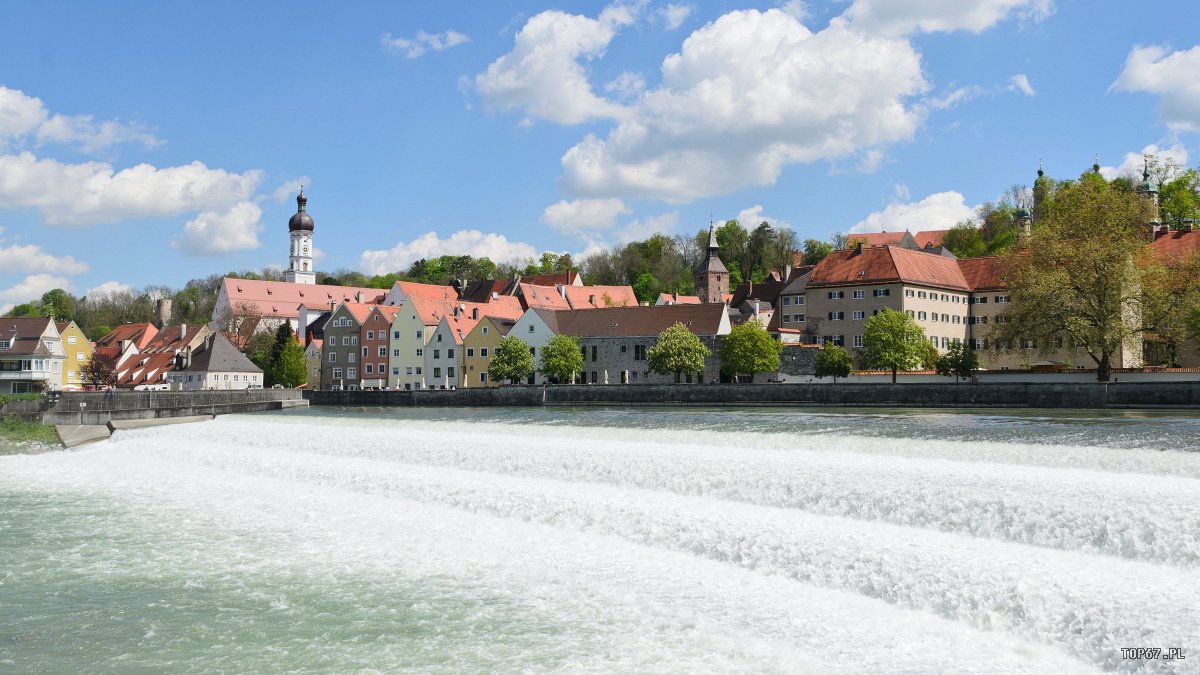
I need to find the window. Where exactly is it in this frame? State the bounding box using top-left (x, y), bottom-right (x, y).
top-left (366, 331), bottom-right (374, 340)
top-left (362, 347), bottom-right (368, 357)
top-left (528, 325), bottom-right (535, 333)
top-left (996, 315), bottom-right (1008, 324)
top-left (482, 326), bottom-right (489, 334)
top-left (393, 331), bottom-right (400, 339)
top-left (795, 313), bottom-right (805, 322)
top-left (342, 336), bottom-right (350, 346)
top-left (393, 367), bottom-right (400, 376)
top-left (480, 373), bottom-right (488, 383)
top-left (480, 348), bottom-right (488, 357)
top-left (620, 345), bottom-right (627, 353)
top-left (634, 344), bottom-right (647, 360)
top-left (942, 337), bottom-right (950, 348)
top-left (906, 310), bottom-right (915, 318)
top-left (433, 367), bottom-right (442, 378)
top-left (0, 340), bottom-right (8, 349)
top-left (467, 348), bottom-right (475, 357)
top-left (941, 294), bottom-right (949, 302)
top-left (873, 289), bottom-right (890, 297)
top-left (831, 335), bottom-right (844, 346)
top-left (436, 334), bottom-right (442, 343)
top-left (931, 313), bottom-right (939, 322)
top-left (416, 330), bottom-right (423, 339)
top-left (67, 335), bottom-right (77, 345)
top-left (918, 291), bottom-right (927, 299)
top-left (329, 352), bottom-right (337, 363)
top-left (448, 367), bottom-right (456, 378)
top-left (393, 349), bottom-right (400, 357)
top-left (782, 315), bottom-right (790, 323)
top-left (365, 364), bottom-right (373, 374)
top-left (941, 314), bottom-right (949, 322)
top-left (447, 348), bottom-right (455, 359)
top-left (853, 335), bottom-right (863, 347)
top-left (333, 368), bottom-right (342, 378)
top-left (406, 367), bottom-right (413, 375)
top-left (973, 296), bottom-right (988, 304)
top-left (1023, 339), bottom-right (1036, 350)
top-left (415, 367), bottom-right (422, 374)
top-left (996, 295), bottom-right (1010, 303)
top-left (591, 346), bottom-right (597, 361)
top-left (930, 336), bottom-right (938, 346)
top-left (852, 290), bottom-right (865, 299)
top-left (351, 336), bottom-right (358, 346)
top-left (828, 311), bottom-right (843, 321)
top-left (794, 295), bottom-right (805, 305)
top-left (828, 291), bottom-right (844, 299)
top-left (905, 290), bottom-right (915, 298)
top-left (347, 368), bottom-right (356, 379)
top-left (952, 296), bottom-right (961, 304)
top-left (971, 316), bottom-right (988, 324)
top-left (852, 311), bottom-right (865, 320)
top-left (68, 370), bottom-right (75, 379)
top-left (952, 316), bottom-right (961, 324)
top-left (348, 353), bottom-right (356, 363)
top-left (77, 352), bottom-right (85, 361)
top-left (973, 339), bottom-right (986, 350)
top-left (783, 297), bottom-right (791, 306)
top-left (416, 348), bottom-right (423, 357)
top-left (433, 349), bottom-right (440, 359)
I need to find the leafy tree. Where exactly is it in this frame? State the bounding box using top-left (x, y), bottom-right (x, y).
top-left (719, 321), bottom-right (782, 381)
top-left (829, 232), bottom-right (850, 251)
top-left (273, 339), bottom-right (307, 387)
top-left (919, 340), bottom-right (940, 371)
top-left (244, 331), bottom-right (276, 384)
top-left (813, 342), bottom-right (852, 382)
top-left (632, 272), bottom-right (660, 304)
top-left (993, 177), bottom-right (1159, 381)
top-left (941, 223), bottom-right (987, 258)
top-left (539, 334), bottom-right (583, 384)
top-left (802, 239), bottom-right (833, 265)
top-left (489, 335), bottom-right (535, 384)
top-left (936, 342), bottom-right (980, 381)
top-left (648, 323), bottom-right (711, 383)
top-left (1159, 169), bottom-right (1200, 228)
top-left (861, 308), bottom-right (927, 383)
top-left (270, 322), bottom-right (295, 370)
top-left (40, 288), bottom-right (74, 321)
top-left (80, 354), bottom-right (115, 389)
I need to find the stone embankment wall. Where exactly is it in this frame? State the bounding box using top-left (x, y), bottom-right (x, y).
top-left (38, 390), bottom-right (306, 426)
top-left (307, 381), bottom-right (1200, 409)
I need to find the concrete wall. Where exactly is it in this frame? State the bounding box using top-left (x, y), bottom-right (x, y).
top-left (306, 381), bottom-right (1200, 409)
top-left (40, 389), bottom-right (305, 426)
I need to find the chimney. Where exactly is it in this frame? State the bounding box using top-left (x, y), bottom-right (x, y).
top-left (854, 241), bottom-right (863, 254)
top-left (588, 294), bottom-right (595, 306)
top-left (557, 284), bottom-right (567, 298)
top-left (471, 308), bottom-right (478, 320)
top-left (179, 323), bottom-right (187, 342)
top-left (491, 291), bottom-right (498, 300)
top-left (355, 291), bottom-right (364, 303)
top-left (1183, 220), bottom-right (1195, 233)
top-left (784, 265), bottom-right (792, 282)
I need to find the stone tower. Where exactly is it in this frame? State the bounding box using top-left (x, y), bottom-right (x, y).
top-left (695, 222), bottom-right (729, 304)
top-left (285, 188), bottom-right (316, 285)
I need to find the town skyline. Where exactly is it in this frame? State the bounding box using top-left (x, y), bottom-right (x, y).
top-left (1, 1), bottom-right (1198, 313)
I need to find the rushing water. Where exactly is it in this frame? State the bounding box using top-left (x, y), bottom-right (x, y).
top-left (2, 407), bottom-right (1199, 674)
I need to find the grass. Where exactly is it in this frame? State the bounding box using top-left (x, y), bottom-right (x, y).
top-left (0, 414), bottom-right (61, 452)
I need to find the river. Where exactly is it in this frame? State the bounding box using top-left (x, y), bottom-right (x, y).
top-left (2, 407), bottom-right (1198, 673)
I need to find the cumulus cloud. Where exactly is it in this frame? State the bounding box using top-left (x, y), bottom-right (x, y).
top-left (604, 72), bottom-right (646, 100)
top-left (1110, 44), bottom-right (1200, 133)
top-left (85, 280), bottom-right (134, 297)
top-left (272, 177), bottom-right (311, 203)
top-left (0, 85), bottom-right (159, 152)
top-left (736, 205), bottom-right (790, 230)
top-left (1009, 73), bottom-right (1036, 96)
top-left (473, 3), bottom-right (638, 125)
top-left (381, 30), bottom-right (470, 58)
top-left (849, 191), bottom-right (976, 234)
top-left (359, 230), bottom-right (538, 275)
top-left (559, 9), bottom-right (926, 202)
top-left (1099, 143), bottom-right (1190, 181)
top-left (0, 152), bottom-right (262, 226)
top-left (539, 198), bottom-right (632, 235)
top-left (0, 273), bottom-right (71, 314)
top-left (615, 211), bottom-right (679, 244)
top-left (0, 240), bottom-right (88, 275)
top-left (172, 202), bottom-right (264, 255)
top-left (841, 0), bottom-right (1053, 37)
top-left (659, 4), bottom-right (692, 29)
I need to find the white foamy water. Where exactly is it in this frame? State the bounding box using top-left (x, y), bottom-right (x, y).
top-left (2, 407), bottom-right (1198, 673)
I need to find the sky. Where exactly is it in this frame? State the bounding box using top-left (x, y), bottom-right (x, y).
top-left (1, 0), bottom-right (1198, 311)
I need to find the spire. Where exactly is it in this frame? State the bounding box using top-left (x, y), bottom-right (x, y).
top-left (297, 185), bottom-right (307, 212)
top-left (1142, 154), bottom-right (1151, 181)
top-left (1037, 158), bottom-right (1044, 178)
top-left (1093, 154), bottom-right (1100, 174)
top-left (707, 221), bottom-right (719, 251)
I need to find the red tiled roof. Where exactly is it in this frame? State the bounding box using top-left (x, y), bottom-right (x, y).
top-left (334, 302), bottom-right (376, 326)
top-left (1149, 228), bottom-right (1200, 263)
top-left (521, 270), bottom-right (579, 287)
top-left (563, 285), bottom-right (638, 309)
top-left (95, 322), bottom-right (158, 349)
top-left (408, 295), bottom-right (523, 328)
top-left (222, 278), bottom-right (386, 319)
top-left (914, 229), bottom-right (951, 248)
top-left (956, 256), bottom-right (1006, 291)
top-left (656, 293), bottom-right (701, 305)
top-left (808, 245), bottom-right (969, 291)
top-left (143, 324), bottom-right (209, 353)
top-left (848, 231), bottom-right (908, 246)
top-left (114, 351), bottom-right (178, 388)
top-left (392, 281), bottom-right (457, 302)
top-left (520, 284), bottom-right (572, 310)
top-left (553, 304), bottom-right (729, 337)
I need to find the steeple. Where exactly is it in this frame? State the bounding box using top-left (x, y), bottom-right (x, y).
top-left (1137, 154), bottom-right (1162, 236)
top-left (695, 220), bottom-right (729, 304)
top-left (284, 186), bottom-right (316, 285)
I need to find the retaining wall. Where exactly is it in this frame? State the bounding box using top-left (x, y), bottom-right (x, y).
top-left (38, 389), bottom-right (306, 426)
top-left (306, 382), bottom-right (1200, 409)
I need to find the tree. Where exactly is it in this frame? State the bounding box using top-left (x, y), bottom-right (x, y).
top-left (802, 239), bottom-right (833, 265)
top-left (632, 272), bottom-right (660, 304)
top-left (941, 223), bottom-right (987, 258)
top-left (992, 178), bottom-right (1155, 381)
top-left (270, 322), bottom-right (295, 371)
top-left (539, 334), bottom-right (584, 384)
top-left (719, 321), bottom-right (782, 381)
top-left (489, 335), bottom-right (535, 384)
top-left (861, 308), bottom-right (927, 383)
top-left (40, 289), bottom-right (74, 321)
top-left (273, 339), bottom-right (307, 387)
top-left (80, 354), bottom-right (115, 389)
top-left (1159, 169), bottom-right (1200, 228)
top-left (244, 331), bottom-right (276, 384)
top-left (813, 342), bottom-right (852, 382)
top-left (648, 323), bottom-right (711, 383)
top-left (919, 340), bottom-right (940, 371)
top-left (936, 342), bottom-right (980, 381)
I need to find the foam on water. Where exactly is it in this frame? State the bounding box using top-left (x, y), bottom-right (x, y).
top-left (3, 408), bottom-right (1198, 673)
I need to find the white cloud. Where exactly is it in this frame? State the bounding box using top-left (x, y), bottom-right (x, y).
top-left (604, 72), bottom-right (646, 100)
top-left (1008, 73), bottom-right (1036, 96)
top-left (850, 191), bottom-right (976, 233)
top-left (473, 3), bottom-right (638, 125)
top-left (1099, 143), bottom-right (1191, 181)
top-left (381, 30), bottom-right (470, 58)
top-left (559, 9), bottom-right (926, 202)
top-left (0, 152), bottom-right (262, 226)
top-left (359, 230), bottom-right (538, 275)
top-left (85, 280), bottom-right (133, 297)
top-left (539, 198), bottom-right (632, 234)
top-left (735, 205), bottom-right (790, 231)
top-left (0, 273), bottom-right (71, 314)
top-left (0, 85), bottom-right (159, 152)
top-left (893, 182), bottom-right (911, 201)
top-left (272, 177), bottom-right (311, 203)
top-left (841, 0), bottom-right (1053, 37)
top-left (615, 211), bottom-right (679, 244)
top-left (0, 238), bottom-right (89, 275)
top-left (660, 4), bottom-right (692, 29)
top-left (1110, 44), bottom-right (1200, 133)
top-left (777, 1), bottom-right (809, 20)
top-left (172, 202), bottom-right (263, 255)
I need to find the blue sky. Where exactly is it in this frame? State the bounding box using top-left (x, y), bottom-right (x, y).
top-left (1, 0), bottom-right (1198, 310)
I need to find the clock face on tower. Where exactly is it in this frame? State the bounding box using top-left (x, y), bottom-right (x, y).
top-left (303, 245), bottom-right (309, 253)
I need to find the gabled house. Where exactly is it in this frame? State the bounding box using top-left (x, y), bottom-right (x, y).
top-left (212, 277), bottom-right (385, 344)
top-left (304, 339), bottom-right (323, 390)
top-left (424, 300), bottom-right (524, 389)
top-left (509, 308), bottom-right (564, 385)
top-left (0, 318), bottom-right (65, 394)
top-left (319, 302), bottom-right (373, 390)
top-left (360, 305), bottom-right (402, 389)
top-left (462, 316), bottom-right (516, 387)
top-left (55, 321), bottom-right (93, 390)
top-left (168, 333), bottom-right (264, 390)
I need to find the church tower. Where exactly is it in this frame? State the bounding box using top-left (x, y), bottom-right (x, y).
top-left (285, 188), bottom-right (316, 285)
top-left (695, 222), bottom-right (729, 304)
top-left (1135, 155), bottom-right (1163, 239)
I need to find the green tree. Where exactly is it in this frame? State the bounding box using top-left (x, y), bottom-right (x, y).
top-left (539, 334), bottom-right (584, 384)
top-left (270, 322), bottom-right (295, 371)
top-left (802, 239), bottom-right (833, 265)
top-left (244, 331), bottom-right (276, 384)
top-left (719, 321), bottom-right (782, 381)
top-left (936, 342), bottom-right (980, 381)
top-left (992, 178), bottom-right (1156, 381)
top-left (813, 342), bottom-right (852, 382)
top-left (489, 335), bottom-right (535, 384)
top-left (1159, 169), bottom-right (1200, 228)
top-left (648, 323), bottom-right (711, 383)
top-left (919, 340), bottom-right (940, 371)
top-left (273, 340), bottom-right (307, 387)
top-left (80, 354), bottom-right (115, 389)
top-left (40, 288), bottom-right (74, 321)
top-left (632, 272), bottom-right (661, 304)
top-left (941, 223), bottom-right (987, 258)
top-left (861, 308), bottom-right (927, 383)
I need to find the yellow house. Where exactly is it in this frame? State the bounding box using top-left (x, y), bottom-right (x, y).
top-left (462, 316), bottom-right (517, 388)
top-left (56, 321), bottom-right (94, 390)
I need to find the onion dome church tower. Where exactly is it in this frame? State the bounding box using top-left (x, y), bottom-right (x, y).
top-left (285, 187), bottom-right (316, 285)
top-left (695, 221), bottom-right (729, 304)
top-left (1135, 155), bottom-right (1163, 238)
